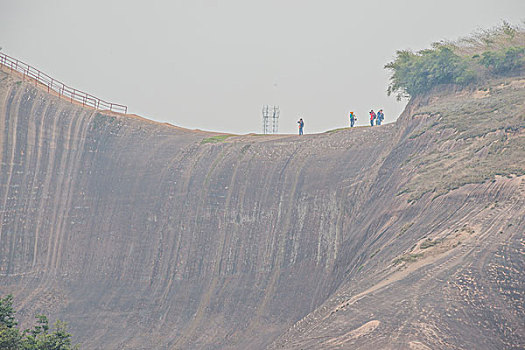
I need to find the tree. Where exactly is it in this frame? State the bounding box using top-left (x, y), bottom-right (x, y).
top-left (0, 295), bottom-right (21, 349)
top-left (385, 45), bottom-right (475, 100)
top-left (0, 295), bottom-right (78, 350)
top-left (0, 326), bottom-right (22, 350)
top-left (480, 46), bottom-right (525, 74)
top-left (0, 295), bottom-right (18, 329)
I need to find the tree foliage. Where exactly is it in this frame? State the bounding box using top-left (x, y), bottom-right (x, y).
top-left (385, 23), bottom-right (525, 100)
top-left (0, 295), bottom-right (78, 350)
top-left (479, 46), bottom-right (525, 74)
top-left (385, 45), bottom-right (475, 100)
top-left (0, 295), bottom-right (17, 329)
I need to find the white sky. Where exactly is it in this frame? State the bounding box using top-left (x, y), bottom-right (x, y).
top-left (1, 0), bottom-right (524, 134)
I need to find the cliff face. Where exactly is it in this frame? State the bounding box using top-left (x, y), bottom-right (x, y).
top-left (0, 67), bottom-right (524, 349)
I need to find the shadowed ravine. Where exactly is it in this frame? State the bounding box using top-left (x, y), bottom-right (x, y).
top-left (0, 67), bottom-right (524, 349)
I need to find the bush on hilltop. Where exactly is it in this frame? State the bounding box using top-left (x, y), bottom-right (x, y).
top-left (385, 22), bottom-right (525, 100)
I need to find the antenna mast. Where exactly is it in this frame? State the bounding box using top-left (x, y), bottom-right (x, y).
top-left (262, 105), bottom-right (279, 134)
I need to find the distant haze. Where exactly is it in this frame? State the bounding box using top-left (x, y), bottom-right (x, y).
top-left (1, 0), bottom-right (524, 134)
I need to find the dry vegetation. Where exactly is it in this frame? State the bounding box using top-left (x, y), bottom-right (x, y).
top-left (451, 21), bottom-right (525, 57)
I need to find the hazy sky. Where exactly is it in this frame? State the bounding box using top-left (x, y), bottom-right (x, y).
top-left (1, 1), bottom-right (524, 134)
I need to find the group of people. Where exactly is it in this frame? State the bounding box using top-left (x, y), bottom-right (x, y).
top-left (368, 109), bottom-right (384, 126)
top-left (348, 109), bottom-right (385, 128)
top-left (296, 109), bottom-right (384, 135)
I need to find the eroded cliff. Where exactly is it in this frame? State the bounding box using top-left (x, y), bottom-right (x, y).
top-left (0, 66), bottom-right (524, 349)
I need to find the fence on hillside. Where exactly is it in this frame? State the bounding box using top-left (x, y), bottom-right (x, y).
top-left (0, 52), bottom-right (127, 114)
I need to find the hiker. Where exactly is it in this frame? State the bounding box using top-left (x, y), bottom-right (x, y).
top-left (297, 118), bottom-right (304, 135)
top-left (376, 109), bottom-right (384, 125)
top-left (349, 112), bottom-right (357, 127)
top-left (369, 110), bottom-right (376, 126)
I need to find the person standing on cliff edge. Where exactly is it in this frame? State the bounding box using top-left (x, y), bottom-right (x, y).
top-left (298, 118), bottom-right (304, 135)
top-left (349, 112), bottom-right (357, 127)
top-left (369, 110), bottom-right (376, 126)
top-left (376, 109), bottom-right (384, 125)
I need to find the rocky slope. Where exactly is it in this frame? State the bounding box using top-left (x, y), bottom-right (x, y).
top-left (0, 66), bottom-right (523, 349)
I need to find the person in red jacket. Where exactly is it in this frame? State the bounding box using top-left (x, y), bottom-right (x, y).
top-left (369, 110), bottom-right (376, 126)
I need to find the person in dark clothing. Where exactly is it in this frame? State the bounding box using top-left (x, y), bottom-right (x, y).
top-left (297, 118), bottom-right (304, 135)
top-left (369, 110), bottom-right (376, 126)
top-left (349, 112), bottom-right (357, 127)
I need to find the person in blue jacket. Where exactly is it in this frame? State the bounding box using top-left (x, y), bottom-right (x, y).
top-left (376, 109), bottom-right (384, 125)
top-left (349, 112), bottom-right (357, 127)
top-left (297, 118), bottom-right (304, 135)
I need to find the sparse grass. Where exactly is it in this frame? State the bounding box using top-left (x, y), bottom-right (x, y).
top-left (325, 127), bottom-right (349, 134)
top-left (91, 113), bottom-right (118, 131)
top-left (240, 144), bottom-right (251, 154)
top-left (396, 188), bottom-right (410, 196)
top-left (393, 253), bottom-right (424, 265)
top-left (398, 222), bottom-right (414, 236)
top-left (461, 225), bottom-right (475, 235)
top-left (408, 129), bottom-right (426, 139)
top-left (420, 238), bottom-right (442, 249)
top-left (201, 135), bottom-right (233, 144)
top-left (370, 249), bottom-right (380, 258)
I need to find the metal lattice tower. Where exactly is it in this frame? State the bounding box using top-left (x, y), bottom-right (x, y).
top-left (262, 105), bottom-right (279, 134)
top-left (262, 106), bottom-right (270, 134)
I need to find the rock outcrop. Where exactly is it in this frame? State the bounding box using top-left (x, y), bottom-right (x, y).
top-left (1, 66), bottom-right (524, 349)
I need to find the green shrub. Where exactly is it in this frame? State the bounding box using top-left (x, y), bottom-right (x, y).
top-left (385, 24), bottom-right (525, 100)
top-left (385, 45), bottom-right (475, 100)
top-left (420, 238), bottom-right (442, 249)
top-left (201, 135), bottom-right (233, 144)
top-left (479, 46), bottom-right (525, 74)
top-left (392, 253), bottom-right (424, 265)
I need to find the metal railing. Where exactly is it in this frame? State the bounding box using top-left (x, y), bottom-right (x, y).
top-left (0, 52), bottom-right (127, 114)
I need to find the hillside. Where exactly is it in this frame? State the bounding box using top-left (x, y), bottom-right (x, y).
top-left (0, 49), bottom-right (524, 348)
